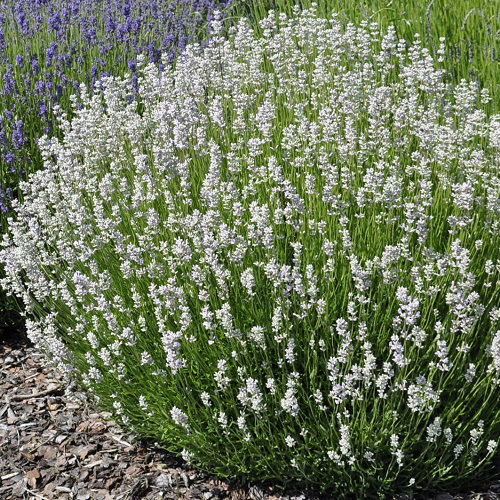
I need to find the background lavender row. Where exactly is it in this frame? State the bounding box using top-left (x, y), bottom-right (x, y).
top-left (0, 0), bottom-right (233, 214)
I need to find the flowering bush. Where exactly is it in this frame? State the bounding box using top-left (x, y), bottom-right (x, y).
top-left (1, 8), bottom-right (499, 496)
top-left (239, 0), bottom-right (499, 107)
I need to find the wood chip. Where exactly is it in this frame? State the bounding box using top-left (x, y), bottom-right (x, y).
top-left (43, 446), bottom-right (58, 461)
top-left (83, 460), bottom-right (103, 469)
top-left (26, 468), bottom-right (41, 488)
top-left (26, 469), bottom-right (41, 479)
top-left (10, 385), bottom-right (61, 401)
top-left (1, 471), bottom-right (21, 480)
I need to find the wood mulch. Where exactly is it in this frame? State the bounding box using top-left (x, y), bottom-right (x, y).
top-left (0, 332), bottom-right (498, 500)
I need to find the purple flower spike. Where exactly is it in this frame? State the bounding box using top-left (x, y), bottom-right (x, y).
top-left (3, 65), bottom-right (16, 95)
top-left (39, 102), bottom-right (48, 117)
top-left (128, 59), bottom-right (137, 72)
top-left (12, 120), bottom-right (26, 150)
top-left (85, 27), bottom-right (97, 44)
top-left (0, 128), bottom-right (7, 146)
top-left (0, 28), bottom-right (5, 53)
top-left (48, 11), bottom-right (61, 32)
top-left (31, 56), bottom-right (39, 75)
top-left (16, 9), bottom-right (30, 35)
top-left (5, 151), bottom-right (14, 164)
top-left (46, 42), bottom-right (58, 61)
top-left (35, 80), bottom-right (46, 94)
top-left (106, 16), bottom-right (116, 33)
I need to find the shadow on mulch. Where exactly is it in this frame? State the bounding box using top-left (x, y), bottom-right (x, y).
top-left (0, 323), bottom-right (28, 348)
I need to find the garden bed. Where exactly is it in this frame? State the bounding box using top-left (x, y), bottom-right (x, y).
top-left (0, 3), bottom-right (499, 497)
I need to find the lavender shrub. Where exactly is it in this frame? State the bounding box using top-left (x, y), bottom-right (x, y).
top-left (1, 8), bottom-right (499, 496)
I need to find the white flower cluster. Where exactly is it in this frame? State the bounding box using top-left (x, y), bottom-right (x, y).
top-left (1, 7), bottom-right (498, 492)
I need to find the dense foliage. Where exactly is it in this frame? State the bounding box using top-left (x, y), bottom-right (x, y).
top-left (240, 0), bottom-right (499, 102)
top-left (0, 0), bottom-right (498, 330)
top-left (1, 9), bottom-right (498, 496)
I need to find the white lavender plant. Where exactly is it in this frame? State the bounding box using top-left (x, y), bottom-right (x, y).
top-left (1, 7), bottom-right (499, 496)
